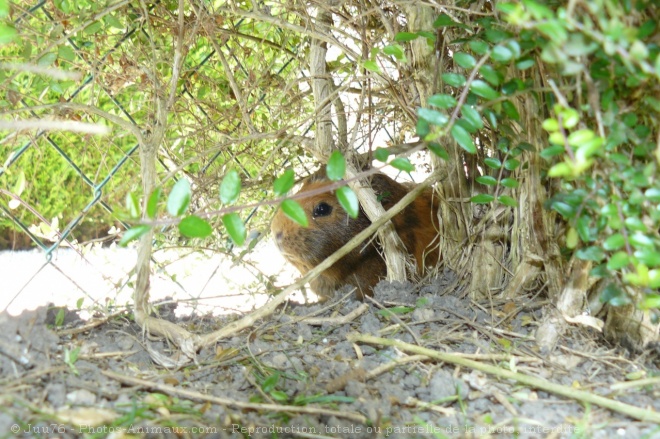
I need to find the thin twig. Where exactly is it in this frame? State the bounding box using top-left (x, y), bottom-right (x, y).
top-left (349, 334), bottom-right (660, 424)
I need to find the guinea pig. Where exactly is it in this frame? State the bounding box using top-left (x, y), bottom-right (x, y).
top-left (271, 169), bottom-right (439, 300)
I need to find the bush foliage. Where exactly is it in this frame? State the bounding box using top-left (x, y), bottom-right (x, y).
top-left (0, 0), bottom-right (658, 322)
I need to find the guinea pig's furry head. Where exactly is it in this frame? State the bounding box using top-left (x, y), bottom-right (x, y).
top-left (271, 174), bottom-right (371, 272)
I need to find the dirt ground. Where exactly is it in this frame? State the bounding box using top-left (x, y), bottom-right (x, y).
top-left (1, 270), bottom-right (659, 439)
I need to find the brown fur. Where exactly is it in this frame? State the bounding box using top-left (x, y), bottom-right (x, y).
top-left (271, 171), bottom-right (439, 300)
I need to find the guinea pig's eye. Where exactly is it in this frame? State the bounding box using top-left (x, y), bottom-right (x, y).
top-left (313, 202), bottom-right (333, 218)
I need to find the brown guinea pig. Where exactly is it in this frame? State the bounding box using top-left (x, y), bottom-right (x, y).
top-left (271, 169), bottom-right (439, 300)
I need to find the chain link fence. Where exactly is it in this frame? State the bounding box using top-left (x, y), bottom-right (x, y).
top-left (0, 0), bottom-right (341, 314)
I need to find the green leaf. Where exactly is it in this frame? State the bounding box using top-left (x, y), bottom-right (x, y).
top-left (58, 45), bottom-right (76, 62)
top-left (548, 162), bottom-right (572, 178)
top-left (383, 44), bottom-right (406, 61)
top-left (562, 33), bottom-right (598, 58)
top-left (569, 136), bottom-right (605, 162)
top-left (126, 192), bottom-right (140, 218)
top-left (83, 21), bottom-right (103, 35)
top-left (53, 0), bottom-right (70, 12)
top-left (390, 157), bottom-right (415, 172)
top-left (274, 169), bottom-right (295, 196)
top-left (179, 215), bottom-right (213, 238)
top-left (497, 195), bottom-right (518, 207)
top-left (326, 151), bottom-right (345, 181)
top-left (417, 107), bottom-right (449, 127)
top-left (394, 32), bottom-right (419, 42)
top-left (484, 157), bottom-right (502, 169)
top-left (523, 0), bottom-right (553, 19)
top-left (417, 31), bottom-right (436, 41)
top-left (222, 213), bottom-right (246, 245)
top-left (456, 118), bottom-right (477, 134)
top-left (629, 232), bottom-right (654, 249)
top-left (119, 225), bottom-right (151, 247)
top-left (146, 187), bottom-right (161, 219)
top-left (639, 294), bottom-right (660, 310)
top-left (484, 108), bottom-right (498, 128)
top-left (470, 80), bottom-right (500, 100)
top-left (567, 129), bottom-right (595, 147)
top-left (38, 52), bottom-right (57, 67)
top-left (625, 264), bottom-right (650, 287)
top-left (428, 93), bottom-right (457, 109)
top-left (500, 177), bottom-right (519, 188)
top-left (624, 217), bottom-right (647, 232)
top-left (451, 124), bottom-right (477, 154)
top-left (461, 106), bottom-right (484, 130)
top-left (220, 169), bottom-right (241, 205)
top-left (374, 147), bottom-right (389, 162)
top-left (607, 251), bottom-right (630, 270)
top-left (469, 40), bottom-right (489, 55)
top-left (635, 249), bottom-right (660, 267)
top-left (103, 14), bottom-right (124, 29)
top-left (428, 143), bottom-right (449, 160)
top-left (433, 13), bottom-right (457, 27)
top-left (503, 158), bottom-right (520, 170)
top-left (549, 134), bottom-right (565, 147)
top-left (502, 101), bottom-right (520, 120)
top-left (497, 137), bottom-right (510, 153)
top-left (576, 215), bottom-right (591, 243)
top-left (576, 246), bottom-right (606, 262)
top-left (479, 65), bottom-right (501, 86)
top-left (566, 227), bottom-right (578, 249)
top-left (416, 118), bottom-right (430, 138)
top-left (506, 40), bottom-right (521, 59)
top-left (491, 45), bottom-right (513, 63)
top-left (261, 372), bottom-right (280, 392)
top-left (270, 390), bottom-right (289, 402)
top-left (476, 175), bottom-right (497, 186)
top-left (551, 200), bottom-right (576, 218)
top-left (167, 178), bottom-right (191, 217)
top-left (484, 31), bottom-right (508, 44)
top-left (536, 20), bottom-right (568, 43)
top-left (561, 108), bottom-right (580, 128)
top-left (600, 283), bottom-right (630, 306)
top-left (454, 52), bottom-right (476, 69)
top-left (0, 24), bottom-right (17, 45)
top-left (471, 194), bottom-right (495, 204)
top-left (638, 20), bottom-right (657, 39)
top-left (442, 73), bottom-right (466, 87)
top-left (540, 145), bottom-right (564, 160)
top-left (362, 60), bottom-right (381, 73)
top-left (197, 85), bottom-right (209, 100)
top-left (336, 186), bottom-right (358, 218)
top-left (0, 0), bottom-right (9, 17)
top-left (497, 2), bottom-right (517, 14)
top-left (515, 58), bottom-right (535, 70)
top-left (503, 79), bottom-right (521, 96)
top-left (603, 233), bottom-right (625, 251)
top-left (281, 199), bottom-right (308, 227)
top-left (10, 170), bottom-right (26, 196)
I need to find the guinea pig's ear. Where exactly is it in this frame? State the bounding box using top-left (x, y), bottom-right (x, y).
top-left (307, 166), bottom-right (327, 183)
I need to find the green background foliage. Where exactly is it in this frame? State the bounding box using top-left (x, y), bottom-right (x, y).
top-left (0, 0), bottom-right (658, 318)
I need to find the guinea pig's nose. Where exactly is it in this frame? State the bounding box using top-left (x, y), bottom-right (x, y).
top-left (274, 231), bottom-right (283, 242)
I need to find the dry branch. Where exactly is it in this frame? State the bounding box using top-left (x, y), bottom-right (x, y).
top-left (349, 334), bottom-right (660, 424)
